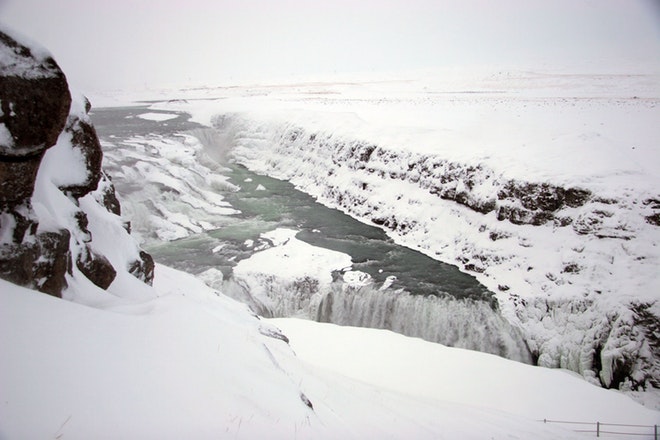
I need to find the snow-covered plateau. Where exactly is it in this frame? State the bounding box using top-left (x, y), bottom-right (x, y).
top-left (132, 69), bottom-right (660, 394)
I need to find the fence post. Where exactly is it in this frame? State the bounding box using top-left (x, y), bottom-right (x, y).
top-left (596, 421), bottom-right (600, 437)
top-left (654, 424), bottom-right (657, 440)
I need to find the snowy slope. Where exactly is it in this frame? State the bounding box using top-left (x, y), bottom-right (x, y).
top-left (2, 270), bottom-right (657, 439)
top-left (270, 318), bottom-right (660, 427)
top-left (145, 69), bottom-right (659, 392)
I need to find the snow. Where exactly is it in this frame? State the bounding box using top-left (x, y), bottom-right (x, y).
top-left (234, 228), bottom-right (352, 280)
top-left (38, 127), bottom-right (89, 188)
top-left (343, 270), bottom-right (373, 287)
top-left (270, 317), bottom-right (660, 427)
top-left (0, 24), bottom-right (59, 79)
top-left (5, 21), bottom-right (657, 438)
top-left (136, 112), bottom-right (178, 122)
top-left (145, 68), bottom-right (659, 193)
top-left (3, 270), bottom-right (657, 439)
top-left (0, 122), bottom-right (13, 147)
top-left (232, 228), bottom-right (352, 316)
top-left (0, 269), bottom-right (315, 439)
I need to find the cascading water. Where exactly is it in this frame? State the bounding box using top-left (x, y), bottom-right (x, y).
top-left (317, 284), bottom-right (532, 362)
top-left (224, 264), bottom-right (532, 363)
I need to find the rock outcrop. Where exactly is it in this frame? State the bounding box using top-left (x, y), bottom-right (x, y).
top-left (0, 27), bottom-right (154, 296)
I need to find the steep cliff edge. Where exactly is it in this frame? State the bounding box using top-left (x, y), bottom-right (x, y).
top-left (0, 26), bottom-right (153, 296)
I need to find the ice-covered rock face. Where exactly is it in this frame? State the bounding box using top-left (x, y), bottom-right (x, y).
top-left (0, 26), bottom-right (153, 296)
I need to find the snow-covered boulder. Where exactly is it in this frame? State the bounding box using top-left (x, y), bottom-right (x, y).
top-left (0, 28), bottom-right (70, 207)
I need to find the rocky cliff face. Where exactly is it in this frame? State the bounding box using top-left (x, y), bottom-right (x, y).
top-left (0, 27), bottom-right (153, 297)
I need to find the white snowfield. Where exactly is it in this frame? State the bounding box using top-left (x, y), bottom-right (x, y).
top-left (2, 271), bottom-right (658, 440)
top-left (145, 68), bottom-right (660, 392)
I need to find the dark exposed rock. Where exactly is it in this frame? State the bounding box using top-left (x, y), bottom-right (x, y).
top-left (0, 229), bottom-right (71, 297)
top-left (76, 246), bottom-right (116, 290)
top-left (0, 29), bottom-right (72, 297)
top-left (496, 205), bottom-right (554, 226)
top-left (489, 230), bottom-right (511, 241)
top-left (643, 198), bottom-right (660, 208)
top-left (33, 230), bottom-right (72, 296)
top-left (0, 152), bottom-right (46, 209)
top-left (74, 211), bottom-right (92, 243)
top-left (0, 30), bottom-right (71, 210)
top-left (95, 172), bottom-right (121, 215)
top-left (518, 183), bottom-right (564, 212)
top-left (496, 182), bottom-right (591, 226)
top-left (564, 188), bottom-right (592, 208)
top-left (0, 242), bottom-right (38, 291)
top-left (561, 263), bottom-right (581, 273)
top-left (645, 213), bottom-right (660, 226)
top-left (356, 143), bottom-right (376, 162)
top-left (128, 250), bottom-right (155, 285)
top-left (464, 263), bottom-right (485, 273)
top-left (60, 118), bottom-right (103, 198)
top-left (83, 95), bottom-right (92, 114)
top-left (299, 392), bottom-right (314, 410)
top-left (0, 31), bottom-right (71, 158)
top-left (258, 325), bottom-right (290, 344)
top-left (0, 201), bottom-right (38, 243)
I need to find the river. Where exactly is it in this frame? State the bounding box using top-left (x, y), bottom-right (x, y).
top-left (91, 105), bottom-right (533, 363)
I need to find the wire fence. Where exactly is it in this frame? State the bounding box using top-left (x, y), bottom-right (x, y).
top-left (541, 419), bottom-right (659, 439)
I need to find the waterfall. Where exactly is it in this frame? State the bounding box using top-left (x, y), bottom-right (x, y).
top-left (317, 284), bottom-right (533, 363)
top-left (225, 272), bottom-right (533, 364)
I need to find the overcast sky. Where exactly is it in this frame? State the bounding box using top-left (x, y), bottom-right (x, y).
top-left (1, 0), bottom-right (659, 92)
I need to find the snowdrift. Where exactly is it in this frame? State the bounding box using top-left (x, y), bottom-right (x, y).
top-left (3, 268), bottom-right (658, 439)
